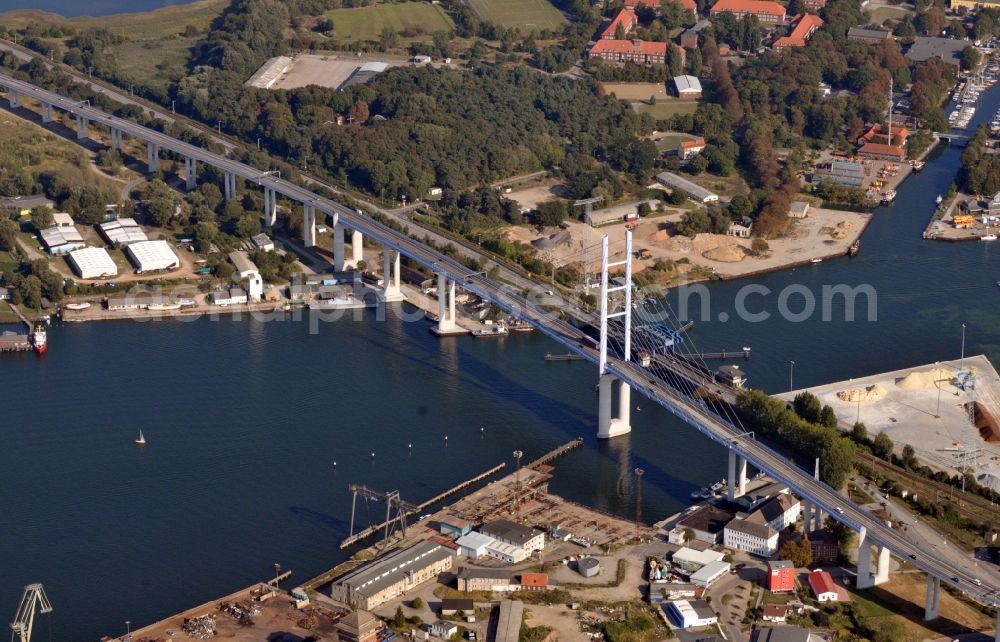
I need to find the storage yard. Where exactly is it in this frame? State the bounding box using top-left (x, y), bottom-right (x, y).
top-left (778, 355), bottom-right (1000, 490)
top-left (249, 54), bottom-right (408, 91)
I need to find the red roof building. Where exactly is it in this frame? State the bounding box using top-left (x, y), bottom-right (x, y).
top-left (859, 124), bottom-right (909, 146)
top-left (710, 0), bottom-right (786, 23)
top-left (773, 13), bottom-right (824, 49)
top-left (679, 137), bottom-right (707, 159)
top-left (602, 9), bottom-right (639, 39)
top-left (808, 570), bottom-right (840, 602)
top-left (857, 142), bottom-right (906, 161)
top-left (589, 39), bottom-right (677, 65)
top-left (626, 0), bottom-right (698, 13)
top-left (520, 573), bottom-right (549, 590)
top-left (767, 560), bottom-right (796, 592)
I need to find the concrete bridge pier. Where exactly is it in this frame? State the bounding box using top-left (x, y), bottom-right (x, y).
top-left (302, 204), bottom-right (316, 248)
top-left (146, 142), bottom-right (159, 172)
top-left (75, 114), bottom-right (88, 140)
top-left (223, 171), bottom-right (238, 202)
top-left (855, 527), bottom-right (890, 589)
top-left (263, 188), bottom-right (277, 227)
top-left (802, 501), bottom-right (812, 531)
top-left (597, 375), bottom-right (631, 439)
top-left (7, 89), bottom-right (19, 108)
top-left (814, 508), bottom-right (826, 530)
top-left (924, 575), bottom-right (940, 620)
top-left (110, 127), bottom-right (122, 151)
top-left (184, 157), bottom-right (198, 191)
top-left (379, 248), bottom-right (404, 302)
top-left (41, 102), bottom-right (53, 123)
top-left (432, 272), bottom-right (460, 335)
top-left (727, 450), bottom-right (747, 500)
top-left (333, 223), bottom-right (363, 270)
top-left (874, 545), bottom-right (890, 584)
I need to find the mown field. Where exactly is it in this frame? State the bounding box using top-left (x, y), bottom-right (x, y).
top-left (324, 2), bottom-right (454, 42)
top-left (633, 99), bottom-right (699, 119)
top-left (467, 0), bottom-right (566, 31)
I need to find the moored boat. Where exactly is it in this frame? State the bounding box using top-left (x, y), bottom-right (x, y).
top-left (848, 240), bottom-right (861, 257)
top-left (147, 302), bottom-right (182, 311)
top-left (64, 302), bottom-right (91, 311)
top-left (135, 430), bottom-right (146, 445)
top-left (31, 323), bottom-right (47, 355)
top-left (472, 323), bottom-right (508, 338)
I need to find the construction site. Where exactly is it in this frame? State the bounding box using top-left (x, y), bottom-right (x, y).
top-left (778, 355), bottom-right (1000, 491)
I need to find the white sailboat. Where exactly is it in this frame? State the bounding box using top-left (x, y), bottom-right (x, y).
top-left (135, 430), bottom-right (146, 445)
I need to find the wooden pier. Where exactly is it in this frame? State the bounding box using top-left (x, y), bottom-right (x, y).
top-left (526, 436), bottom-right (584, 469)
top-left (686, 348), bottom-right (751, 360)
top-left (338, 462), bottom-right (507, 550)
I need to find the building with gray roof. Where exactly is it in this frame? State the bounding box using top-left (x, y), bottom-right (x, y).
top-left (905, 36), bottom-right (969, 67)
top-left (330, 540), bottom-right (454, 610)
top-left (656, 172), bottom-right (719, 203)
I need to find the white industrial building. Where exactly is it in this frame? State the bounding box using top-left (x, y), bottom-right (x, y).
top-left (229, 250), bottom-right (259, 279)
top-left (52, 212), bottom-right (74, 227)
top-left (67, 247), bottom-right (118, 279)
top-left (100, 218), bottom-right (148, 246)
top-left (126, 240), bottom-right (179, 273)
top-left (485, 539), bottom-right (529, 564)
top-left (673, 75), bottom-right (703, 98)
top-left (480, 519), bottom-right (545, 553)
top-left (724, 514), bottom-right (779, 557)
top-left (656, 172), bottom-right (719, 203)
top-left (672, 547), bottom-right (726, 571)
top-left (39, 226), bottom-right (85, 255)
top-left (210, 287), bottom-right (248, 306)
top-left (252, 233), bottom-right (275, 252)
top-left (456, 531), bottom-right (495, 560)
top-left (690, 560), bottom-right (731, 588)
top-left (665, 599), bottom-right (717, 629)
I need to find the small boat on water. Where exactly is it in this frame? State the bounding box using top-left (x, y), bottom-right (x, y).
top-left (31, 324), bottom-right (47, 355)
top-left (910, 160), bottom-right (926, 172)
top-left (472, 323), bottom-right (508, 338)
top-left (936, 194), bottom-right (944, 205)
top-left (64, 302), bottom-right (91, 311)
top-left (135, 430), bottom-right (146, 445)
top-left (509, 320), bottom-right (535, 333)
top-left (810, 258), bottom-right (823, 264)
top-left (982, 234), bottom-right (997, 241)
top-left (881, 190), bottom-right (897, 204)
top-left (848, 240), bottom-right (861, 257)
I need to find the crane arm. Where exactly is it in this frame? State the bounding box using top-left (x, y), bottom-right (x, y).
top-left (10, 583), bottom-right (52, 642)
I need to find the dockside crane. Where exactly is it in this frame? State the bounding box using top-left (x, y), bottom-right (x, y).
top-left (10, 583), bottom-right (52, 642)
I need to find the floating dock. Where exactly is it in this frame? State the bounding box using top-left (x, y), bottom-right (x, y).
top-left (686, 348), bottom-right (751, 360)
top-left (544, 353), bottom-right (585, 362)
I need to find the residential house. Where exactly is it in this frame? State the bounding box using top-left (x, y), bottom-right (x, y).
top-left (429, 621), bottom-right (458, 640)
top-left (761, 604), bottom-right (789, 623)
top-left (679, 137), bottom-right (707, 159)
top-left (729, 217), bottom-right (753, 238)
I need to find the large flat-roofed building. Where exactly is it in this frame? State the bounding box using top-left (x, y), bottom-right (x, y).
top-left (710, 0), bottom-right (785, 23)
top-left (690, 560), bottom-right (730, 587)
top-left (68, 247), bottom-right (118, 280)
top-left (456, 567), bottom-right (512, 592)
top-left (656, 172), bottom-right (719, 203)
top-left (905, 36), bottom-right (968, 68)
top-left (0, 195), bottom-right (54, 217)
top-left (99, 218), bottom-right (148, 246)
top-left (331, 540), bottom-right (454, 610)
top-left (229, 250), bottom-right (259, 279)
top-left (480, 519), bottom-right (545, 552)
top-left (485, 539), bottom-right (529, 564)
top-left (814, 159), bottom-right (865, 187)
top-left (665, 599), bottom-right (718, 629)
top-left (126, 240), bottom-right (179, 273)
top-left (672, 547), bottom-right (726, 571)
top-left (752, 626), bottom-right (817, 642)
top-left (456, 531), bottom-right (495, 559)
top-left (496, 600), bottom-right (524, 642)
top-left (39, 226), bottom-right (85, 255)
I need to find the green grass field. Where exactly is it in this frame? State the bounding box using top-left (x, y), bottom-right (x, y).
top-left (653, 134), bottom-right (688, 152)
top-left (467, 0), bottom-right (566, 31)
top-left (324, 2), bottom-right (454, 41)
top-left (867, 5), bottom-right (911, 25)
top-left (633, 100), bottom-right (699, 119)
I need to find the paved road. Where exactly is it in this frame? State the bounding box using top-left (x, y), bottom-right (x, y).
top-left (2, 72), bottom-right (1000, 624)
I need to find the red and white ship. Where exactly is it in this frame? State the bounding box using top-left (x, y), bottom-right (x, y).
top-left (31, 323), bottom-right (47, 355)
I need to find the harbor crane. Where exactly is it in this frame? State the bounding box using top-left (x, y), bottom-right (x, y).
top-left (346, 485), bottom-right (419, 549)
top-left (10, 583), bottom-right (52, 642)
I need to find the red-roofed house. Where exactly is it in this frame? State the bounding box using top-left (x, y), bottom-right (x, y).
top-left (626, 0), bottom-right (698, 13)
top-left (710, 0), bottom-right (785, 23)
top-left (857, 142), bottom-right (906, 161)
top-left (678, 137), bottom-right (706, 159)
top-left (519, 573), bottom-right (549, 590)
top-left (808, 570), bottom-right (840, 602)
top-left (859, 124), bottom-right (909, 147)
top-left (589, 39), bottom-right (677, 65)
top-left (603, 9), bottom-right (639, 39)
top-left (773, 13), bottom-right (824, 49)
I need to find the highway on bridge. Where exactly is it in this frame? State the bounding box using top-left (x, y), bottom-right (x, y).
top-left (1, 72), bottom-right (998, 611)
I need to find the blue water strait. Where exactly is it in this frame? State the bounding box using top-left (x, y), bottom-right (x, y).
top-left (0, 0), bottom-right (197, 17)
top-left (1, 50), bottom-right (1000, 642)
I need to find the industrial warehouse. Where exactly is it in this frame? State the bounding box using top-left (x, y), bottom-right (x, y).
top-left (67, 247), bottom-right (118, 280)
top-left (329, 540), bottom-right (454, 610)
top-left (125, 240), bottom-right (180, 273)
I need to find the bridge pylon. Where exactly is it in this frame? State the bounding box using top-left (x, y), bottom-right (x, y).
top-left (597, 230), bottom-right (633, 439)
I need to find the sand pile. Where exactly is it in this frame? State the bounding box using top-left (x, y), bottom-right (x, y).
top-left (703, 245), bottom-right (747, 262)
top-left (837, 384), bottom-right (887, 402)
top-left (533, 228), bottom-right (574, 251)
top-left (830, 221), bottom-right (854, 240)
top-left (895, 367), bottom-right (953, 390)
